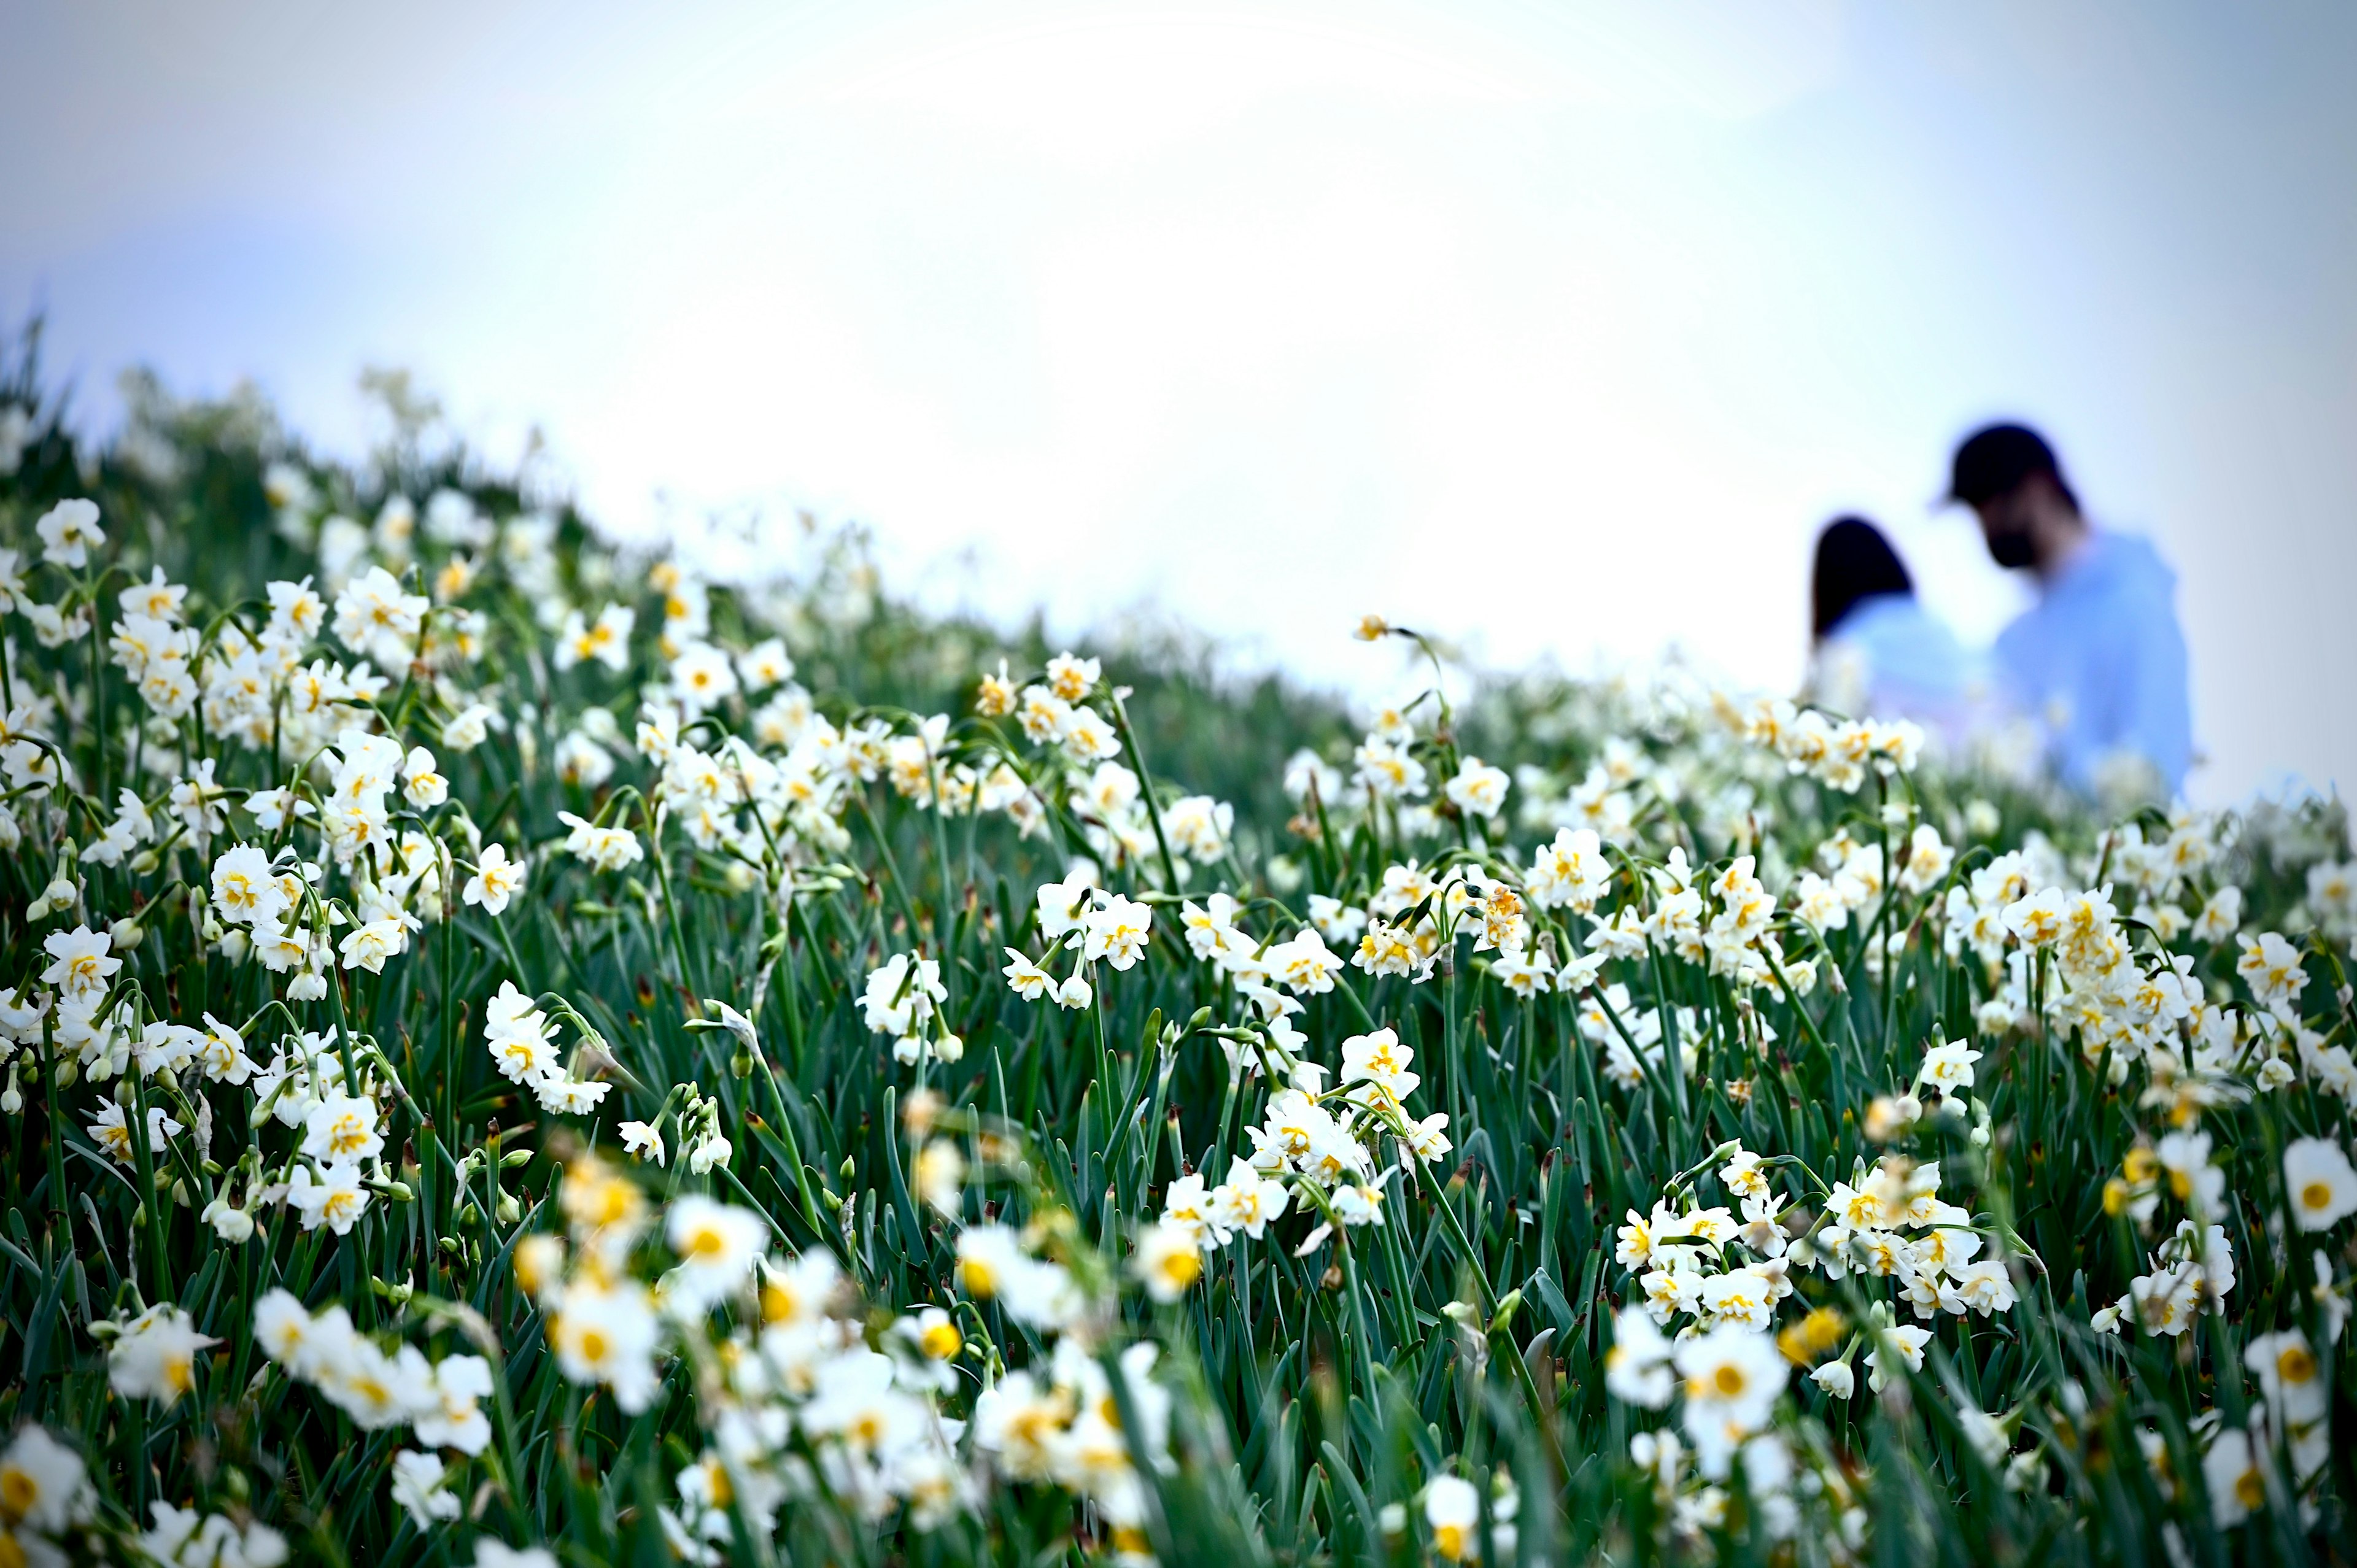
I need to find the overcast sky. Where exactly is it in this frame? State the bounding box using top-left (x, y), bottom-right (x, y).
top-left (6, 0), bottom-right (2353, 803)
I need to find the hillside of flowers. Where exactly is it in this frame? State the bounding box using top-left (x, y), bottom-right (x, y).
top-left (0, 348), bottom-right (2353, 1567)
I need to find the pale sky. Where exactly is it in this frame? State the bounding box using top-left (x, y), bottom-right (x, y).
top-left (6, 1), bottom-right (2353, 803)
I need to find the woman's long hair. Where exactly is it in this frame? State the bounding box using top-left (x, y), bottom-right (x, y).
top-left (1811, 516), bottom-right (1914, 640)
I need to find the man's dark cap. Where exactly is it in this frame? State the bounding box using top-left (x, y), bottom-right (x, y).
top-left (1948, 423), bottom-right (2065, 507)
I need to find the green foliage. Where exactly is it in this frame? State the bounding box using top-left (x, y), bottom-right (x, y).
top-left (0, 336), bottom-right (2352, 1568)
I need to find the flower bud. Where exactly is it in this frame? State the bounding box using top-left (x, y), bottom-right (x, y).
top-left (109, 918), bottom-right (144, 951)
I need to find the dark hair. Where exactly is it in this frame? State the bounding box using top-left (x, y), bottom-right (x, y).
top-left (1811, 516), bottom-right (1913, 639)
top-left (1948, 422), bottom-right (2079, 512)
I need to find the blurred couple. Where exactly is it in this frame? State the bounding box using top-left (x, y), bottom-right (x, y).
top-left (1806, 423), bottom-right (2191, 800)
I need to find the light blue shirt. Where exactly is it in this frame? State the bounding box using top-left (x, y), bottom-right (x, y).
top-left (1992, 530), bottom-right (2192, 797)
top-left (1821, 593), bottom-right (1978, 734)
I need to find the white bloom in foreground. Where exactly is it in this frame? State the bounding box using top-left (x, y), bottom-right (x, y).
top-left (1674, 1324), bottom-right (1786, 1475)
top-left (665, 1195), bottom-right (768, 1310)
top-left (549, 1280), bottom-right (662, 1413)
top-left (2284, 1138), bottom-right (2357, 1232)
top-left (2202, 1425), bottom-right (2266, 1528)
top-left (41, 925), bottom-right (119, 999)
top-left (107, 1304), bottom-right (219, 1407)
top-left (137, 1500), bottom-right (289, 1568)
top-left (1133, 1219), bottom-right (1206, 1302)
top-left (391, 1448), bottom-right (462, 1527)
top-left (472, 1543), bottom-right (560, 1568)
top-left (1604, 1305), bottom-right (1675, 1408)
top-left (0, 1424), bottom-right (93, 1537)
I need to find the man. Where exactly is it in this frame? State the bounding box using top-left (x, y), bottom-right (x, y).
top-left (1948, 422), bottom-right (2192, 798)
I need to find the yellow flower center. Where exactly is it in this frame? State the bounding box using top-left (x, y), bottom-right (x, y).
top-left (1, 1466), bottom-right (39, 1521)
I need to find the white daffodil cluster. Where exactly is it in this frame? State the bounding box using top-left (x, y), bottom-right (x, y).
top-left (481, 979), bottom-right (611, 1116)
top-left (862, 949), bottom-right (962, 1065)
top-left (974, 649), bottom-right (1233, 874)
top-left (251, 1289), bottom-right (494, 1453)
top-left (22, 418), bottom-right (2357, 1568)
top-left (1000, 875), bottom-right (1162, 1019)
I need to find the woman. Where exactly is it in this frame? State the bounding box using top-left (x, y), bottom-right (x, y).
top-left (1806, 516), bottom-right (1981, 747)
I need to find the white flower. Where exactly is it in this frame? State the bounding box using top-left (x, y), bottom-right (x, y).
top-left (1444, 756), bottom-right (1510, 820)
top-left (685, 1129), bottom-right (732, 1175)
top-left (200, 1193), bottom-right (256, 1243)
top-left (300, 1092), bottom-right (385, 1164)
top-left (558, 813), bottom-right (641, 871)
top-left (463, 843), bottom-right (528, 916)
top-left (1132, 1219), bottom-right (1205, 1302)
top-left (1604, 1305), bottom-right (1675, 1408)
top-left (665, 1195), bottom-right (768, 1311)
top-left (288, 1160), bottom-right (372, 1235)
top-left (1081, 895), bottom-right (1153, 970)
top-left (2245, 1329), bottom-right (2327, 1425)
top-left (211, 844), bottom-right (290, 928)
top-left (1864, 1324), bottom-right (1931, 1392)
top-left (619, 1120), bottom-right (666, 1165)
top-left (106, 1304), bottom-right (219, 1406)
top-left (338, 913), bottom-right (418, 973)
top-left (41, 925), bottom-right (118, 999)
top-left (35, 498), bottom-right (104, 568)
top-left (1810, 1360), bottom-right (1855, 1399)
top-left (391, 1449), bottom-right (462, 1527)
top-left (2283, 1137), bottom-right (2357, 1231)
top-left (549, 1280), bottom-right (662, 1412)
top-left (330, 565), bottom-right (429, 666)
top-left (439, 702), bottom-right (497, 753)
top-left (412, 1353), bottom-right (495, 1456)
top-left (0, 1424), bottom-right (93, 1536)
top-left (1918, 1039), bottom-right (1982, 1093)
top-left (1422, 1474), bottom-right (1487, 1563)
top-left (1674, 1324), bottom-right (1786, 1472)
top-left (88, 1101), bottom-right (181, 1165)
top-left (2202, 1425), bottom-right (2264, 1528)
top-left (472, 1543), bottom-right (561, 1568)
top-left (915, 1139), bottom-right (966, 1215)
top-left (1001, 949), bottom-right (1054, 1000)
top-left (1339, 1027), bottom-right (1418, 1101)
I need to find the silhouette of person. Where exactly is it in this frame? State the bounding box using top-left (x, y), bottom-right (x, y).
top-left (1948, 422), bottom-right (2191, 798)
top-left (1806, 516), bottom-right (1980, 749)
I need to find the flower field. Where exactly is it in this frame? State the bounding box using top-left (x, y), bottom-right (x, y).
top-left (1, 355), bottom-right (2353, 1567)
